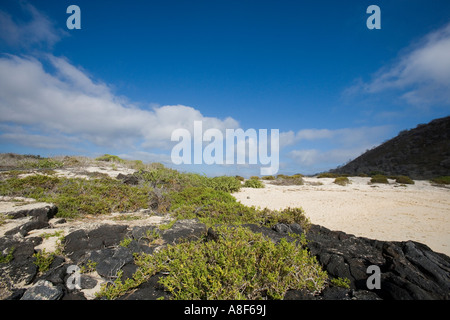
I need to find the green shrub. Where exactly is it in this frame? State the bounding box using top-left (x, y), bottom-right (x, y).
top-left (168, 187), bottom-right (258, 225)
top-left (206, 176), bottom-right (242, 193)
top-left (395, 175), bottom-right (414, 185)
top-left (99, 226), bottom-right (327, 300)
top-left (370, 174), bottom-right (389, 184)
top-left (272, 176), bottom-right (304, 186)
top-left (0, 247), bottom-right (15, 264)
top-left (330, 277), bottom-right (351, 289)
top-left (0, 175), bottom-right (153, 218)
top-left (243, 179), bottom-right (264, 188)
top-left (261, 175), bottom-right (275, 180)
top-left (134, 168), bottom-right (241, 193)
top-left (263, 207), bottom-right (311, 233)
top-left (168, 187), bottom-right (311, 230)
top-left (95, 154), bottom-right (125, 163)
top-left (33, 249), bottom-right (55, 273)
top-left (249, 176), bottom-right (260, 180)
top-left (431, 176), bottom-right (450, 185)
top-left (317, 172), bottom-right (339, 178)
top-left (22, 158), bottom-right (64, 169)
top-left (334, 177), bottom-right (350, 186)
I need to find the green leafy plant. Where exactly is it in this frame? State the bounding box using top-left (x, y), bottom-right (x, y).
top-left (0, 247), bottom-right (15, 264)
top-left (370, 174), bottom-right (389, 184)
top-left (0, 175), bottom-right (153, 218)
top-left (33, 249), bottom-right (55, 273)
top-left (395, 175), bottom-right (414, 185)
top-left (431, 176), bottom-right (450, 185)
top-left (243, 179), bottom-right (264, 188)
top-left (95, 154), bottom-right (125, 163)
top-left (98, 226), bottom-right (327, 300)
top-left (317, 172), bottom-right (339, 178)
top-left (330, 277), bottom-right (351, 289)
top-left (334, 177), bottom-right (350, 186)
top-left (22, 158), bottom-right (64, 169)
top-left (80, 260), bottom-right (98, 273)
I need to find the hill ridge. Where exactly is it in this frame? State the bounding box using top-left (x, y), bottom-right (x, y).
top-left (332, 116), bottom-right (450, 179)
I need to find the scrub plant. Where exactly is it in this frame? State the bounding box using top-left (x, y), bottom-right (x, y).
top-left (99, 226), bottom-right (327, 300)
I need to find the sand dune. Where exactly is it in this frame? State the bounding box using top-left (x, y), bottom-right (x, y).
top-left (233, 177), bottom-right (450, 256)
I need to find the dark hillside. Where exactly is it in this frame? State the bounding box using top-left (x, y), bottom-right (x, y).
top-left (332, 116), bottom-right (450, 179)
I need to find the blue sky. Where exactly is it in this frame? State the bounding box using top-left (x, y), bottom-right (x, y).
top-left (0, 0), bottom-right (449, 176)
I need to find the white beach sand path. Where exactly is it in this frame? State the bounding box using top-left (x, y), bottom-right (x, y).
top-left (233, 177), bottom-right (450, 256)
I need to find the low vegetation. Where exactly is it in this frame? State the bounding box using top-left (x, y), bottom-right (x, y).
top-left (271, 174), bottom-right (304, 186)
top-left (99, 225), bottom-right (327, 300)
top-left (395, 175), bottom-right (415, 185)
top-left (1, 153), bottom-right (326, 300)
top-left (95, 154), bottom-right (126, 163)
top-left (0, 175), bottom-right (153, 218)
top-left (370, 174), bottom-right (389, 184)
top-left (431, 176), bottom-right (450, 185)
top-left (243, 178), bottom-right (265, 188)
top-left (333, 177), bottom-right (350, 186)
top-left (317, 172), bottom-right (339, 179)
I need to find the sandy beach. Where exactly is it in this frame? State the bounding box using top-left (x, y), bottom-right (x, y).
top-left (233, 177), bottom-right (450, 256)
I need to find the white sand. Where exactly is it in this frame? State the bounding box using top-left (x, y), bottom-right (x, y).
top-left (233, 177), bottom-right (450, 256)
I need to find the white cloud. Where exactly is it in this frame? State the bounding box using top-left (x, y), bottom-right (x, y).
top-left (280, 126), bottom-right (391, 149)
top-left (0, 2), bottom-right (66, 49)
top-left (348, 22), bottom-right (450, 107)
top-left (283, 125), bottom-right (393, 173)
top-left (0, 54), bottom-right (239, 152)
top-left (119, 151), bottom-right (173, 165)
top-left (288, 147), bottom-right (368, 168)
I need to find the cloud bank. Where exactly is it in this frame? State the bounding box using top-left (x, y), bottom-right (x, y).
top-left (347, 22), bottom-right (450, 108)
top-left (0, 54), bottom-right (238, 154)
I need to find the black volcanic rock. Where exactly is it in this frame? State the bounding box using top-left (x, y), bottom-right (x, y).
top-left (304, 224), bottom-right (450, 300)
top-left (332, 116), bottom-right (450, 179)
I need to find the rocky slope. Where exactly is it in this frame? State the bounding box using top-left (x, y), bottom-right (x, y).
top-left (1, 200), bottom-right (449, 300)
top-left (332, 116), bottom-right (450, 179)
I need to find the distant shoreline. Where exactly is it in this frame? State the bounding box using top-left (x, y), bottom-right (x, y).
top-left (233, 177), bottom-right (450, 256)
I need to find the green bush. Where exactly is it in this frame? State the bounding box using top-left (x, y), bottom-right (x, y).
top-left (168, 187), bottom-right (311, 230)
top-left (395, 176), bottom-right (414, 185)
top-left (243, 179), bottom-right (264, 188)
top-left (431, 176), bottom-right (450, 185)
top-left (168, 187), bottom-right (259, 225)
top-left (317, 172), bottom-right (339, 178)
top-left (370, 174), bottom-right (389, 184)
top-left (99, 226), bottom-right (327, 300)
top-left (249, 176), bottom-right (260, 180)
top-left (261, 175), bottom-right (275, 180)
top-left (22, 158), bottom-right (64, 169)
top-left (334, 177), bottom-right (350, 186)
top-left (0, 175), bottom-right (153, 218)
top-left (272, 175), bottom-right (304, 186)
top-left (33, 249), bottom-right (55, 273)
top-left (134, 168), bottom-right (241, 193)
top-left (206, 176), bottom-right (242, 193)
top-left (95, 154), bottom-right (125, 163)
top-left (330, 277), bottom-right (351, 289)
top-left (263, 207), bottom-right (311, 233)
